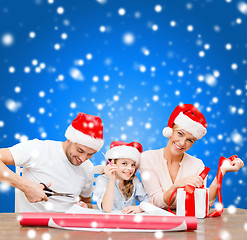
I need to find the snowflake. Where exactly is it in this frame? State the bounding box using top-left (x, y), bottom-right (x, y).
top-left (154, 5), bottom-right (162, 13)
top-left (27, 230), bottom-right (36, 239)
top-left (57, 7), bottom-right (64, 15)
top-left (123, 33), bottom-right (135, 45)
top-left (2, 33), bottom-right (14, 46)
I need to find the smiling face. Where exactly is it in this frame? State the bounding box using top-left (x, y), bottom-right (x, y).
top-left (64, 140), bottom-right (97, 166)
top-left (167, 125), bottom-right (197, 156)
top-left (114, 158), bottom-right (136, 181)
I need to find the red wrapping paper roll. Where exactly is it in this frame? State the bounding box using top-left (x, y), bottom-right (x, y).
top-left (19, 212), bottom-right (197, 231)
top-left (19, 213), bottom-right (66, 226)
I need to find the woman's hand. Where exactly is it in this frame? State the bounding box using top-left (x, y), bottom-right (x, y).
top-left (103, 164), bottom-right (118, 182)
top-left (221, 157), bottom-right (244, 175)
top-left (121, 205), bottom-right (143, 214)
top-left (174, 175), bottom-right (204, 189)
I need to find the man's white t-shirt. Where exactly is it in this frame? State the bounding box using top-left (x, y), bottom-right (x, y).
top-left (9, 139), bottom-right (94, 212)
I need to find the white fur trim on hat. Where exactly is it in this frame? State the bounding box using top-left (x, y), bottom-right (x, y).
top-left (65, 125), bottom-right (104, 151)
top-left (174, 112), bottom-right (207, 139)
top-left (105, 145), bottom-right (141, 167)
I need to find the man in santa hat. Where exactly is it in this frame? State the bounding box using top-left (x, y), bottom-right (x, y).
top-left (0, 112), bottom-right (104, 212)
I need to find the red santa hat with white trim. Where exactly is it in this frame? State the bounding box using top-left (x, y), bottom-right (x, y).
top-left (105, 141), bottom-right (143, 167)
top-left (65, 112), bottom-right (104, 151)
top-left (162, 104), bottom-right (207, 139)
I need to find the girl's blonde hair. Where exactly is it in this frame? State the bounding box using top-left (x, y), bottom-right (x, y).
top-left (104, 159), bottom-right (135, 200)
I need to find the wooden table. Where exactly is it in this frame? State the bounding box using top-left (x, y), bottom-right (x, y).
top-left (0, 209), bottom-right (246, 240)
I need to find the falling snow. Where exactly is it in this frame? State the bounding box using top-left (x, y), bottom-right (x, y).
top-left (27, 230), bottom-right (36, 239)
top-left (42, 233), bottom-right (51, 240)
top-left (123, 33), bottom-right (135, 45)
top-left (69, 68), bottom-right (84, 81)
top-left (0, 0), bottom-right (246, 213)
top-left (2, 33), bottom-right (14, 46)
top-left (237, 2), bottom-right (247, 15)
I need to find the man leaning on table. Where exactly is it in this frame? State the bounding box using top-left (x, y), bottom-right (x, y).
top-left (0, 112), bottom-right (104, 212)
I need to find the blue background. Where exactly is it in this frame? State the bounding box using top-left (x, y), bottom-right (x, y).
top-left (0, 0), bottom-right (246, 213)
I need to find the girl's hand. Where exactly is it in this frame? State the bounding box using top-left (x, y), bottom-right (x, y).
top-left (121, 205), bottom-right (143, 214)
top-left (174, 175), bottom-right (204, 189)
top-left (76, 200), bottom-right (88, 208)
top-left (221, 158), bottom-right (244, 175)
top-left (103, 164), bottom-right (118, 182)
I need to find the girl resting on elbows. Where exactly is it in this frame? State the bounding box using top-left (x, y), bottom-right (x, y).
top-left (139, 104), bottom-right (244, 210)
top-left (93, 141), bottom-right (149, 214)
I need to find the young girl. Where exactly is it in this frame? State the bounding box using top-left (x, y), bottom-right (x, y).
top-left (139, 104), bottom-right (244, 210)
top-left (93, 141), bottom-right (149, 213)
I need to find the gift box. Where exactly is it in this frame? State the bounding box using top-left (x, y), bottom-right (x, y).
top-left (176, 187), bottom-right (209, 219)
top-left (169, 156), bottom-right (238, 219)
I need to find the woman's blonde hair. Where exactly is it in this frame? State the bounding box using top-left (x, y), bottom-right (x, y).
top-left (104, 159), bottom-right (135, 200)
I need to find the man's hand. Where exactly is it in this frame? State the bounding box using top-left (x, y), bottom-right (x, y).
top-left (23, 182), bottom-right (51, 203)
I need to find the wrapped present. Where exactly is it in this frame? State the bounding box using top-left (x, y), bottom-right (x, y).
top-left (176, 187), bottom-right (209, 219)
top-left (168, 155), bottom-right (238, 218)
top-left (168, 167), bottom-right (210, 219)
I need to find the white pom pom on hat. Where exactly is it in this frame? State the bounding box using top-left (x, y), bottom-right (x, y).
top-left (162, 127), bottom-right (173, 138)
top-left (162, 104), bottom-right (207, 140)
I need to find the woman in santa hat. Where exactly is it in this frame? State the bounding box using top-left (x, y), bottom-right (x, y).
top-left (139, 104), bottom-right (244, 210)
top-left (93, 141), bottom-right (149, 213)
